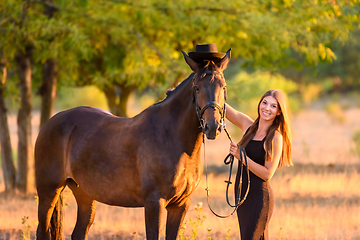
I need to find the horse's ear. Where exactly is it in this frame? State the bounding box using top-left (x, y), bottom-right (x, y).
top-left (217, 48), bottom-right (231, 71)
top-left (182, 50), bottom-right (199, 72)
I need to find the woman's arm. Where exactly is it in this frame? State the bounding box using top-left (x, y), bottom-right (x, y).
top-left (229, 132), bottom-right (283, 181)
top-left (225, 103), bottom-right (253, 132)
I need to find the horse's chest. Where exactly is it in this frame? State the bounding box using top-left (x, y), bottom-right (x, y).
top-left (165, 156), bottom-right (202, 203)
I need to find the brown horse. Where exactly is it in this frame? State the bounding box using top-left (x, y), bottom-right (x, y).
top-left (35, 49), bottom-right (231, 240)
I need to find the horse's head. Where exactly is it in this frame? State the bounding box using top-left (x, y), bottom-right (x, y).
top-left (182, 48), bottom-right (231, 140)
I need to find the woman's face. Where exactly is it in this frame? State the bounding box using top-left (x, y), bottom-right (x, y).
top-left (259, 96), bottom-right (281, 122)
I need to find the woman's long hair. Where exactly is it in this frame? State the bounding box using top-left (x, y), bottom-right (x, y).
top-left (238, 89), bottom-right (292, 168)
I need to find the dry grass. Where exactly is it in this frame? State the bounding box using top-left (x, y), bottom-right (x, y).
top-left (1, 165), bottom-right (359, 240)
top-left (188, 165), bottom-right (360, 240)
top-left (268, 168), bottom-right (360, 239)
top-left (1, 107), bottom-right (360, 239)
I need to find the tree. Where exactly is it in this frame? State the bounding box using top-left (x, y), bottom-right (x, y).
top-left (1, 0), bottom-right (360, 193)
top-left (38, 0), bottom-right (58, 129)
top-left (0, 0), bottom-right (37, 193)
top-left (0, 0), bottom-right (91, 193)
top-left (61, 0), bottom-right (360, 116)
top-left (305, 29), bottom-right (360, 91)
top-left (0, 54), bottom-right (16, 192)
top-left (15, 44), bottom-right (33, 193)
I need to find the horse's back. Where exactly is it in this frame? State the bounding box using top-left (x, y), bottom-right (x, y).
top-left (36, 106), bottom-right (112, 150)
top-left (35, 107), bottom-right (116, 184)
top-left (35, 106), bottom-right (145, 206)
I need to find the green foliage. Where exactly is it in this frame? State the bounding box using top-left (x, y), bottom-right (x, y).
top-left (179, 203), bottom-right (232, 240)
top-left (282, 29), bottom-right (360, 94)
top-left (227, 70), bottom-right (299, 117)
top-left (179, 203), bottom-right (207, 240)
top-left (224, 228), bottom-right (232, 240)
top-left (21, 216), bottom-right (31, 240)
top-left (55, 86), bottom-right (108, 110)
top-left (2, 0), bottom-right (360, 113)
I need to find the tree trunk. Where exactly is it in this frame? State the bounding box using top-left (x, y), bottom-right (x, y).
top-left (116, 85), bottom-right (132, 117)
top-left (38, 0), bottom-right (58, 129)
top-left (15, 47), bottom-right (33, 194)
top-left (102, 85), bottom-right (117, 115)
top-left (102, 84), bottom-right (133, 117)
top-left (0, 63), bottom-right (16, 192)
top-left (38, 58), bottom-right (57, 129)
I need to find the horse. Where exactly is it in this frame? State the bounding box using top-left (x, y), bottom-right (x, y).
top-left (35, 49), bottom-right (231, 240)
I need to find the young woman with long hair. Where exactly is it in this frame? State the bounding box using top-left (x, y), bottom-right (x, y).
top-left (226, 89), bottom-right (292, 240)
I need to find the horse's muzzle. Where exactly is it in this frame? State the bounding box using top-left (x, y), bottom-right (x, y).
top-left (204, 121), bottom-right (222, 140)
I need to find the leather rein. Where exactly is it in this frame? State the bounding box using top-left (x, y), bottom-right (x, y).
top-left (193, 70), bottom-right (251, 218)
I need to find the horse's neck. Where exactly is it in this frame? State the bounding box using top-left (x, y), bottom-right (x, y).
top-left (161, 82), bottom-right (203, 152)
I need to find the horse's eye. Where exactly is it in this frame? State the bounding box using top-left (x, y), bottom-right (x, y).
top-left (194, 86), bottom-right (200, 93)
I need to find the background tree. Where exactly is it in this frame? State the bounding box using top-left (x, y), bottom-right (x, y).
top-left (284, 29), bottom-right (360, 92)
top-left (1, 0), bottom-right (360, 194)
top-left (0, 53), bottom-right (16, 192)
top-left (5, 0), bottom-right (35, 193)
top-left (53, 0), bottom-right (360, 116)
top-left (37, 0), bottom-right (58, 129)
top-left (0, 0), bottom-right (91, 193)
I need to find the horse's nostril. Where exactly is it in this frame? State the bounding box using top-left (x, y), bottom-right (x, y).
top-left (204, 122), bottom-right (222, 136)
top-left (204, 123), bottom-right (210, 133)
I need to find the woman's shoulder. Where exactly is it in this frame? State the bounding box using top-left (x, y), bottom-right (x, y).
top-left (273, 130), bottom-right (283, 144)
top-left (264, 130), bottom-right (283, 152)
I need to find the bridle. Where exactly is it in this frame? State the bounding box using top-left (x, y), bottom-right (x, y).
top-left (192, 70), bottom-right (226, 129)
top-left (193, 70), bottom-right (250, 218)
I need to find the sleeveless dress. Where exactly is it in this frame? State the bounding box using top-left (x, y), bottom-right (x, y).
top-left (235, 137), bottom-right (275, 240)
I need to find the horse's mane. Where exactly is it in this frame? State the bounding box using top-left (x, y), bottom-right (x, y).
top-left (153, 73), bottom-right (195, 106)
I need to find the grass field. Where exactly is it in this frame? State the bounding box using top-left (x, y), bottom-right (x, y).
top-left (0, 105), bottom-right (359, 239)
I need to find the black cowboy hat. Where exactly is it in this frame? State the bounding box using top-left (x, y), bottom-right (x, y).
top-left (188, 43), bottom-right (226, 62)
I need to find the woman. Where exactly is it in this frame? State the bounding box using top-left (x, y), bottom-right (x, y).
top-left (226, 89), bottom-right (292, 240)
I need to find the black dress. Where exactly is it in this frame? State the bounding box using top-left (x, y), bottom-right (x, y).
top-left (235, 137), bottom-right (274, 240)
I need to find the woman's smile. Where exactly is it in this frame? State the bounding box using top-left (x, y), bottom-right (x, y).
top-left (259, 96), bottom-right (280, 121)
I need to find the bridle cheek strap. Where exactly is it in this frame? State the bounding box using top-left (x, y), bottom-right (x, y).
top-left (193, 71), bottom-right (226, 128)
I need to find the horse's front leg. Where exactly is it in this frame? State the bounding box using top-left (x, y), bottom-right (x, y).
top-left (165, 198), bottom-right (191, 240)
top-left (144, 194), bottom-right (166, 240)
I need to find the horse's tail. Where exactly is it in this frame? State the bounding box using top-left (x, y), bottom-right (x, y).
top-left (50, 192), bottom-right (64, 240)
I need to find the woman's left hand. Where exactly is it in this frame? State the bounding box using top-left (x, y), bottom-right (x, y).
top-left (229, 142), bottom-right (240, 160)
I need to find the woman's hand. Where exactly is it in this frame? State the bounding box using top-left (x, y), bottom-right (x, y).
top-left (229, 142), bottom-right (240, 160)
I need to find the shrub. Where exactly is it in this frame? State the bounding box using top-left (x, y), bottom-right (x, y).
top-left (352, 130), bottom-right (360, 158)
top-left (325, 102), bottom-right (345, 123)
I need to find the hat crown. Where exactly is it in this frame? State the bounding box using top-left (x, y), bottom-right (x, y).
top-left (187, 43), bottom-right (225, 62)
top-left (195, 43), bottom-right (219, 53)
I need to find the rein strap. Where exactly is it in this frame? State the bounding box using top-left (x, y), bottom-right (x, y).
top-left (203, 127), bottom-right (250, 218)
top-left (192, 69), bottom-right (251, 218)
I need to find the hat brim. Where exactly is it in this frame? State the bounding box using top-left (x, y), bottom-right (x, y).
top-left (188, 52), bottom-right (226, 61)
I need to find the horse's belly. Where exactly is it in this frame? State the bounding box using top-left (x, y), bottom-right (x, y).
top-left (75, 177), bottom-right (144, 207)
top-left (70, 160), bottom-right (144, 207)
top-left (97, 194), bottom-right (144, 208)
